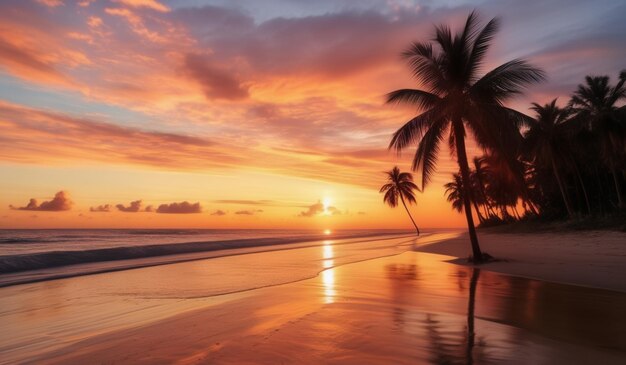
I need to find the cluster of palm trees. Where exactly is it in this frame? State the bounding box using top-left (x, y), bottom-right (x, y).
top-left (444, 72), bottom-right (626, 224)
top-left (380, 11), bottom-right (625, 262)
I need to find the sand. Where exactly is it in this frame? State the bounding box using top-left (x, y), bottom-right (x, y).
top-left (416, 230), bottom-right (626, 292)
top-left (3, 230), bottom-right (626, 364)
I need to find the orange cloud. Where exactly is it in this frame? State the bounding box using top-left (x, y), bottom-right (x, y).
top-left (235, 210), bottom-right (263, 215)
top-left (113, 0), bottom-right (169, 12)
top-left (156, 202), bottom-right (202, 214)
top-left (298, 200), bottom-right (341, 217)
top-left (105, 7), bottom-right (167, 43)
top-left (0, 36), bottom-right (71, 86)
top-left (87, 16), bottom-right (103, 28)
top-left (36, 0), bottom-right (64, 7)
top-left (0, 101), bottom-right (243, 171)
top-left (90, 204), bottom-right (113, 212)
top-left (116, 200), bottom-right (143, 212)
top-left (10, 191), bottom-right (72, 211)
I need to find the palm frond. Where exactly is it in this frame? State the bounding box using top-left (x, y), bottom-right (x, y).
top-left (413, 119), bottom-right (447, 188)
top-left (386, 89), bottom-right (440, 110)
top-left (471, 59), bottom-right (546, 103)
top-left (402, 42), bottom-right (447, 93)
top-left (383, 189), bottom-right (398, 207)
top-left (388, 108), bottom-right (442, 152)
top-left (466, 16), bottom-right (500, 82)
top-left (379, 183), bottom-right (394, 193)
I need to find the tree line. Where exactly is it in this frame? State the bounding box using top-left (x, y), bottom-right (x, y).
top-left (444, 72), bottom-right (626, 225)
top-left (381, 11), bottom-right (625, 262)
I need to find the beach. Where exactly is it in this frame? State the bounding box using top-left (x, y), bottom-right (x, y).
top-left (1, 230), bottom-right (625, 364)
top-left (418, 229), bottom-right (626, 292)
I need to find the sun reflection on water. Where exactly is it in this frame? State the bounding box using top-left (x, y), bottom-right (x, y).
top-left (321, 240), bottom-right (336, 303)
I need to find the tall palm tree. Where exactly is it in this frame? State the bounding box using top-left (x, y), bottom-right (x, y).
top-left (524, 99), bottom-right (575, 217)
top-left (380, 166), bottom-right (421, 235)
top-left (386, 11), bottom-right (544, 261)
top-left (569, 72), bottom-right (626, 208)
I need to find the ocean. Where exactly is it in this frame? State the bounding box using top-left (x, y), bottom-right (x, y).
top-left (0, 229), bottom-right (415, 285)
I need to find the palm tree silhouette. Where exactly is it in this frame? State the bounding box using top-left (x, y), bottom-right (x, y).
top-left (386, 11), bottom-right (544, 261)
top-left (524, 99), bottom-right (575, 217)
top-left (380, 166), bottom-right (421, 235)
top-left (472, 157), bottom-right (497, 219)
top-left (569, 72), bottom-right (626, 208)
top-left (444, 173), bottom-right (465, 213)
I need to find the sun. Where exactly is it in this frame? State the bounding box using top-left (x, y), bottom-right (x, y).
top-left (322, 197), bottom-right (332, 215)
top-left (324, 229), bottom-right (332, 235)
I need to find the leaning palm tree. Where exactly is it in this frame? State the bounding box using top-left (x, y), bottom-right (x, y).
top-left (386, 11), bottom-right (545, 261)
top-left (380, 166), bottom-right (421, 235)
top-left (524, 99), bottom-right (575, 217)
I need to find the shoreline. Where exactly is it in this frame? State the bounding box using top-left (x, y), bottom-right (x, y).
top-left (415, 230), bottom-right (626, 293)
top-left (18, 249), bottom-right (626, 364)
top-left (2, 232), bottom-right (626, 364)
top-left (0, 232), bottom-right (418, 288)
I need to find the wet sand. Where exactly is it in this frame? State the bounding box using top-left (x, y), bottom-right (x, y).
top-left (2, 233), bottom-right (624, 364)
top-left (416, 230), bottom-right (626, 292)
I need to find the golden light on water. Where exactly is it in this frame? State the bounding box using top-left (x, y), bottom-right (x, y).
top-left (322, 240), bottom-right (336, 303)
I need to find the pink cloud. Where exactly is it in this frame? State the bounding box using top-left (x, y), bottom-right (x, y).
top-left (36, 0), bottom-right (64, 7)
top-left (184, 53), bottom-right (249, 100)
top-left (113, 0), bottom-right (169, 13)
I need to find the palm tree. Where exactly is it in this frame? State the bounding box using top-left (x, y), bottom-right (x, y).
top-left (386, 11), bottom-right (544, 261)
top-left (524, 99), bottom-right (575, 217)
top-left (569, 72), bottom-right (626, 208)
top-left (444, 173), bottom-right (465, 213)
top-left (380, 166), bottom-right (421, 235)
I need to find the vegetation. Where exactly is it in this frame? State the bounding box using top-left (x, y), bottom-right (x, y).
top-left (380, 166), bottom-right (421, 235)
top-left (439, 70), bottom-right (626, 227)
top-left (386, 11), bottom-right (544, 262)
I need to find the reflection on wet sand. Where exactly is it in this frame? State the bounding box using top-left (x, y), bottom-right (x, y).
top-left (3, 248), bottom-right (626, 364)
top-left (322, 240), bottom-right (336, 303)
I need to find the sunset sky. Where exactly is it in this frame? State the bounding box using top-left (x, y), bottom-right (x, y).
top-left (1, 0), bottom-right (625, 229)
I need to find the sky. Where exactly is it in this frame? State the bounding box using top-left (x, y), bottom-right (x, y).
top-left (1, 0), bottom-right (625, 229)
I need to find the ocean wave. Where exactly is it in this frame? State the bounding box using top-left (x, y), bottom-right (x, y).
top-left (126, 230), bottom-right (203, 235)
top-left (0, 232), bottom-right (406, 274)
top-left (0, 238), bottom-right (68, 244)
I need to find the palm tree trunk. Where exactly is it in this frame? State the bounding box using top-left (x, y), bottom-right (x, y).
top-left (453, 119), bottom-right (483, 262)
top-left (512, 205), bottom-right (521, 220)
top-left (400, 195), bottom-right (420, 235)
top-left (550, 153), bottom-right (574, 218)
top-left (499, 205), bottom-right (508, 220)
top-left (475, 175), bottom-right (492, 219)
top-left (526, 200), bottom-right (539, 215)
top-left (610, 160), bottom-right (624, 208)
top-left (485, 202), bottom-right (497, 218)
top-left (472, 200), bottom-right (485, 223)
top-left (572, 162), bottom-right (591, 214)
